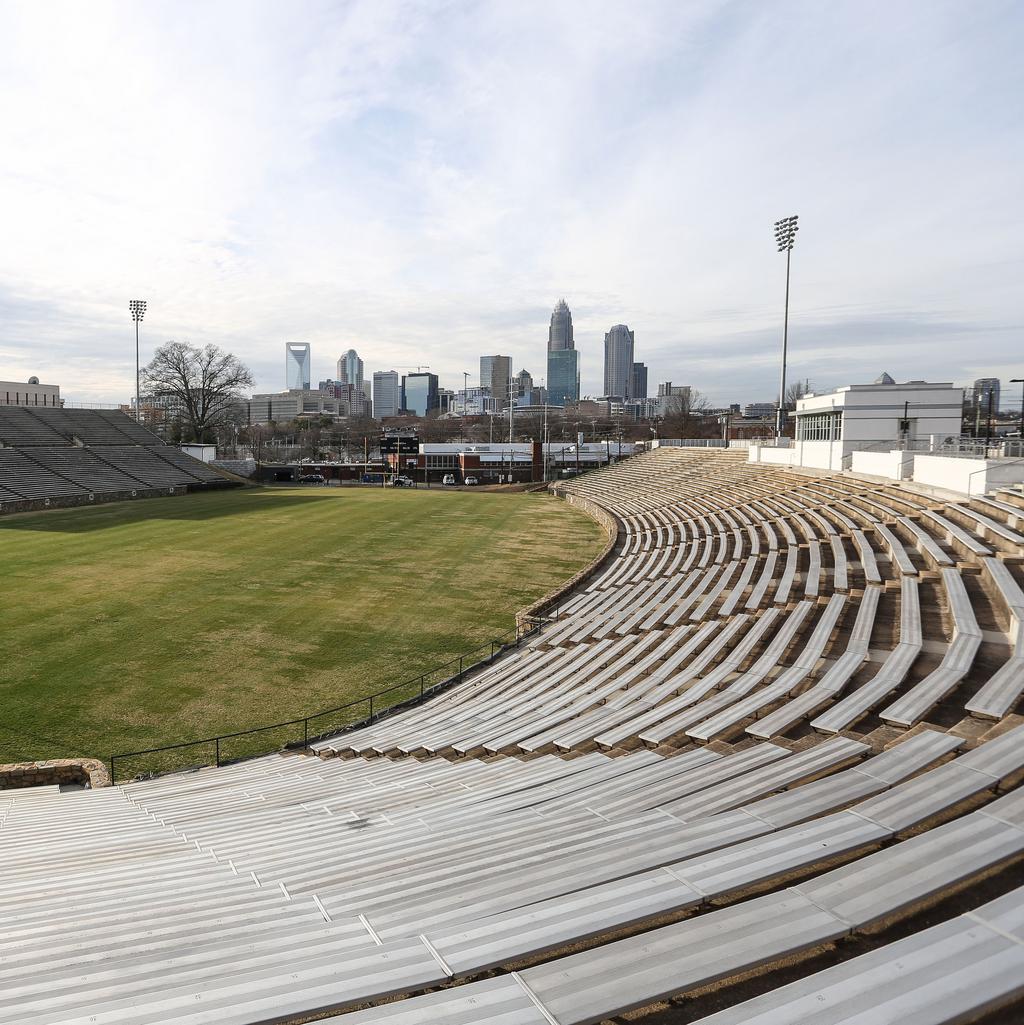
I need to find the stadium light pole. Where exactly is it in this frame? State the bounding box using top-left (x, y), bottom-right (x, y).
top-left (129, 300), bottom-right (147, 423)
top-left (773, 215), bottom-right (798, 438)
top-left (1012, 379), bottom-right (1024, 443)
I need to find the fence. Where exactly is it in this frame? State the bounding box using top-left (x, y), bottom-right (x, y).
top-left (651, 439), bottom-right (728, 449)
top-left (108, 621), bottom-right (544, 783)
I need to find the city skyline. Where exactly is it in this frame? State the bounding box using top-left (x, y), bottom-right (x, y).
top-left (1, 2), bottom-right (1021, 406)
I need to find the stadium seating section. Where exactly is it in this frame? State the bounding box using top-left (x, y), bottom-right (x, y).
top-left (0, 405), bottom-right (229, 505)
top-left (4, 447), bottom-right (1024, 1024)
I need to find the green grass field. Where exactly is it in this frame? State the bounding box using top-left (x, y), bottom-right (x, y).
top-left (0, 487), bottom-right (603, 772)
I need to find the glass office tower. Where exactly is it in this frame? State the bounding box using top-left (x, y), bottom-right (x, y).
top-left (285, 343), bottom-right (311, 390)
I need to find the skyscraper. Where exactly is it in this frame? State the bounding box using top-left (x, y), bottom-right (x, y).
top-left (603, 324), bottom-right (635, 400)
top-left (372, 371), bottom-right (401, 419)
top-left (632, 362), bottom-right (648, 401)
top-left (973, 378), bottom-right (1000, 412)
top-left (546, 299), bottom-right (579, 406)
top-left (548, 298), bottom-right (574, 351)
top-left (402, 373), bottom-right (440, 417)
top-left (548, 350), bottom-right (579, 407)
top-left (480, 355), bottom-right (513, 409)
top-left (285, 342), bottom-right (311, 390)
top-left (337, 349), bottom-right (364, 390)
top-left (513, 368), bottom-right (534, 406)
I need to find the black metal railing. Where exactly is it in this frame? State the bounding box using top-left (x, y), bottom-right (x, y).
top-left (108, 620), bottom-right (545, 783)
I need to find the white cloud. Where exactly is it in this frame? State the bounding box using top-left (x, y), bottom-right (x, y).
top-left (0, 0), bottom-right (1020, 406)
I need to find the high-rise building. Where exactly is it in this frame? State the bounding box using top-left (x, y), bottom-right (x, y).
top-left (373, 371), bottom-right (401, 419)
top-left (337, 349), bottom-right (364, 390)
top-left (631, 362), bottom-right (648, 401)
top-left (285, 343), bottom-right (311, 390)
top-left (546, 299), bottom-right (578, 406)
top-left (973, 378), bottom-right (1000, 412)
top-left (480, 355), bottom-right (513, 409)
top-left (603, 324), bottom-right (635, 400)
top-left (548, 349), bottom-right (580, 407)
top-left (513, 368), bottom-right (534, 406)
top-left (548, 298), bottom-right (574, 352)
top-left (402, 372), bottom-right (440, 417)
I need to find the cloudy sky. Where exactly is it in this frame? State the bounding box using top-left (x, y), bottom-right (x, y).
top-left (1, 0), bottom-right (1021, 407)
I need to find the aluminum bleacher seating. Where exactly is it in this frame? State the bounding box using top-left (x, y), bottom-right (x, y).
top-left (4, 446), bottom-right (1024, 1024)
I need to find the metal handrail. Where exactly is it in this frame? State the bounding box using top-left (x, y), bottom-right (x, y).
top-left (108, 621), bottom-right (542, 783)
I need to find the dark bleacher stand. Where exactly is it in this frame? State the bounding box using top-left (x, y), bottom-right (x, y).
top-left (0, 407), bottom-right (235, 508)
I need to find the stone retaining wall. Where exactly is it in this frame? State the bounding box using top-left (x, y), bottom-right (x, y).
top-left (0, 486), bottom-right (180, 517)
top-left (516, 487), bottom-right (620, 629)
top-left (0, 758), bottom-right (110, 790)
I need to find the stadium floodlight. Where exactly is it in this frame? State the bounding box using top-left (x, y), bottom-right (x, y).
top-left (129, 300), bottom-right (147, 424)
top-left (772, 215), bottom-right (799, 437)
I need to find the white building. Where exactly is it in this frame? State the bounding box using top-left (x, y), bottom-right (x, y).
top-left (751, 375), bottom-right (964, 472)
top-left (0, 376), bottom-right (62, 407)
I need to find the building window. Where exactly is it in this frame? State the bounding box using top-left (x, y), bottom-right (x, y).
top-left (797, 411), bottom-right (842, 441)
top-left (425, 454), bottom-right (457, 469)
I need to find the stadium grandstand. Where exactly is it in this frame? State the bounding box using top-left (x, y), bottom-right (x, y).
top-left (3, 446), bottom-right (1024, 1023)
top-left (0, 405), bottom-right (235, 512)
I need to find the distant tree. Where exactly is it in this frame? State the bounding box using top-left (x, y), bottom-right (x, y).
top-left (661, 388), bottom-right (714, 438)
top-left (142, 342), bottom-right (253, 443)
top-left (784, 379), bottom-right (816, 411)
top-left (241, 424), bottom-right (269, 464)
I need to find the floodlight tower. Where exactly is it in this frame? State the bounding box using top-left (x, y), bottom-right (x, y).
top-left (773, 215), bottom-right (799, 438)
top-left (129, 299), bottom-right (147, 423)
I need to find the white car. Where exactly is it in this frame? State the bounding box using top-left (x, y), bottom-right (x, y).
top-left (442, 474), bottom-right (457, 486)
top-left (464, 476), bottom-right (479, 486)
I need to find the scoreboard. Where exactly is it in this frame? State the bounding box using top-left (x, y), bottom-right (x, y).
top-left (379, 435), bottom-right (419, 455)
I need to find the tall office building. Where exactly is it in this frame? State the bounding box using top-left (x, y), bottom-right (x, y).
top-left (373, 371), bottom-right (401, 419)
top-left (480, 355), bottom-right (513, 409)
top-left (603, 324), bottom-right (635, 400)
top-left (632, 362), bottom-right (648, 401)
top-left (513, 368), bottom-right (534, 406)
top-left (337, 349), bottom-right (364, 390)
top-left (402, 372), bottom-right (440, 417)
top-left (546, 299), bottom-right (578, 406)
top-left (548, 350), bottom-right (579, 407)
top-left (973, 378), bottom-right (1000, 412)
top-left (548, 298), bottom-right (574, 351)
top-left (285, 343), bottom-right (311, 390)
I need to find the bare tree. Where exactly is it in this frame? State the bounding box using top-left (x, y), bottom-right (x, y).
top-left (142, 342), bottom-right (253, 443)
top-left (241, 424), bottom-right (269, 464)
top-left (784, 379), bottom-right (816, 411)
top-left (661, 387), bottom-right (714, 438)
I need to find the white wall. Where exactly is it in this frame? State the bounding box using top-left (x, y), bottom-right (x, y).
top-left (909, 454), bottom-right (1024, 496)
top-left (181, 444), bottom-right (216, 463)
top-left (748, 445), bottom-right (798, 466)
top-left (851, 449), bottom-right (913, 480)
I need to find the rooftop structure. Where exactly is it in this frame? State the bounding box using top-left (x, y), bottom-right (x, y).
top-left (0, 377), bottom-right (61, 407)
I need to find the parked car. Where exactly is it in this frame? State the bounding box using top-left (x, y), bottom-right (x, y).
top-left (390, 475), bottom-right (415, 487)
top-left (442, 474), bottom-right (457, 486)
top-left (464, 476), bottom-right (479, 486)
top-left (299, 473), bottom-right (326, 484)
